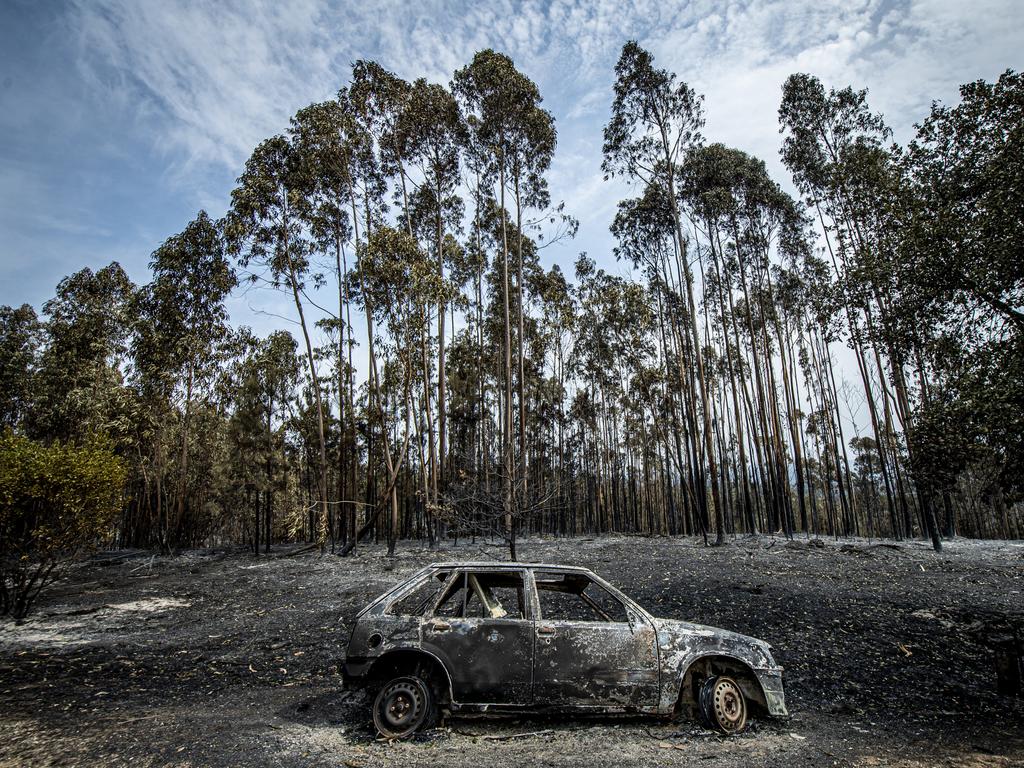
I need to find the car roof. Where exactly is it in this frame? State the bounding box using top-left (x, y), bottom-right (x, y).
top-left (425, 561), bottom-right (593, 572)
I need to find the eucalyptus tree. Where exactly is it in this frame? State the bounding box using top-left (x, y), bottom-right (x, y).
top-left (736, 152), bottom-right (812, 537)
top-left (287, 79), bottom-right (420, 554)
top-left (780, 72), bottom-right (942, 549)
top-left (30, 266), bottom-right (140, 543)
top-left (350, 61), bottom-right (413, 227)
top-left (675, 146), bottom-right (761, 534)
top-left (535, 263), bottom-right (576, 521)
top-left (903, 70), bottom-right (1024, 331)
top-left (454, 49), bottom-right (554, 556)
top-left (223, 329), bottom-right (300, 554)
top-left (447, 187), bottom-right (497, 501)
top-left (401, 78), bottom-right (467, 523)
top-left (571, 255), bottom-right (654, 533)
top-left (32, 263), bottom-right (136, 445)
top-left (901, 69), bottom-right (1024, 512)
top-left (288, 96), bottom-right (367, 543)
top-left (507, 99), bottom-right (557, 502)
top-left (133, 211), bottom-right (236, 551)
top-left (350, 63), bottom-right (462, 545)
top-left (611, 182), bottom-right (700, 533)
top-left (226, 136), bottom-right (331, 551)
top-left (461, 130), bottom-right (499, 476)
top-left (603, 41), bottom-right (727, 542)
top-left (357, 226), bottom-right (448, 553)
top-left (0, 304), bottom-right (40, 430)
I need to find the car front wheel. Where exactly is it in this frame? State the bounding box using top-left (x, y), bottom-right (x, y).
top-left (698, 675), bottom-right (748, 734)
top-left (372, 675), bottom-right (437, 739)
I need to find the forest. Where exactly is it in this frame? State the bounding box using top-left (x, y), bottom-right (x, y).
top-left (2, 42), bottom-right (1023, 604)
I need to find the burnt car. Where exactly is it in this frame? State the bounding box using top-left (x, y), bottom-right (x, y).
top-left (342, 562), bottom-right (787, 739)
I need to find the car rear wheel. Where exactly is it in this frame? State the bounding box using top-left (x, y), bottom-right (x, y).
top-left (372, 675), bottom-right (436, 739)
top-left (698, 675), bottom-right (748, 734)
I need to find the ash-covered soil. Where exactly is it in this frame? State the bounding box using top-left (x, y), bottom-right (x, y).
top-left (1, 535), bottom-right (1023, 767)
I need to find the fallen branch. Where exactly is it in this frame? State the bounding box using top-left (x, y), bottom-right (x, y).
top-left (130, 556), bottom-right (156, 573)
top-left (277, 543), bottom-right (318, 559)
top-left (479, 729), bottom-right (554, 741)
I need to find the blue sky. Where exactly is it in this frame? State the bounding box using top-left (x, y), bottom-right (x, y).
top-left (2, 0), bottom-right (1022, 336)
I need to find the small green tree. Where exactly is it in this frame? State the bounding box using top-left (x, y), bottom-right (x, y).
top-left (31, 264), bottom-right (136, 444)
top-left (0, 304), bottom-right (41, 430)
top-left (0, 433), bottom-right (126, 621)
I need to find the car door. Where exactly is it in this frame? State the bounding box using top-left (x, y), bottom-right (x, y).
top-left (420, 568), bottom-right (534, 705)
top-left (530, 570), bottom-right (659, 709)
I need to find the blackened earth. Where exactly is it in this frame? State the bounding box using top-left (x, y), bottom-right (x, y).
top-left (1, 535), bottom-right (1022, 767)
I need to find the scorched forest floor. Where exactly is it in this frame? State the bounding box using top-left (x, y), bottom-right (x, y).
top-left (1, 535), bottom-right (1022, 767)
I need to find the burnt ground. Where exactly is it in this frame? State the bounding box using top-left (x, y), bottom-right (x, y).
top-left (1, 535), bottom-right (1023, 768)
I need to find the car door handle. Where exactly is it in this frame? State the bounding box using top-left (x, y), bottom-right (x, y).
top-left (428, 620), bottom-right (451, 632)
top-left (537, 625), bottom-right (556, 636)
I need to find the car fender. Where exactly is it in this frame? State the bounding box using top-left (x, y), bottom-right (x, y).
top-left (654, 620), bottom-right (779, 713)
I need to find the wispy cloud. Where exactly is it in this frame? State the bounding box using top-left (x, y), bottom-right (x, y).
top-left (3, 0), bottom-right (1022, 316)
top-left (64, 0), bottom-right (1024, 182)
top-left (68, 0), bottom-right (343, 170)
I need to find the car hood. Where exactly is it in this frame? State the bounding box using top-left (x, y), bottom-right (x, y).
top-left (651, 617), bottom-right (777, 669)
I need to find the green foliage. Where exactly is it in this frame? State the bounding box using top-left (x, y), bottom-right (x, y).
top-left (0, 304), bottom-right (41, 429)
top-left (225, 136), bottom-right (306, 280)
top-left (0, 433), bottom-right (126, 620)
top-left (30, 264), bottom-right (136, 443)
top-left (454, 51), bottom-right (548, 167)
top-left (903, 69), bottom-right (1024, 330)
top-left (134, 211), bottom-right (236, 392)
top-left (602, 40), bottom-right (704, 184)
top-left (779, 73), bottom-right (890, 204)
top-left (362, 226), bottom-right (455, 346)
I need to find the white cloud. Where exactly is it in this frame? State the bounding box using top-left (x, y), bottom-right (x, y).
top-left (65, 0), bottom-right (1023, 186)
top-left (19, 0), bottom-right (1023, 324)
top-left (68, 0), bottom-right (342, 170)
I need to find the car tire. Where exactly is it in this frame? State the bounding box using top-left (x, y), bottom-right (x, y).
top-left (372, 675), bottom-right (437, 739)
top-left (698, 675), bottom-right (748, 734)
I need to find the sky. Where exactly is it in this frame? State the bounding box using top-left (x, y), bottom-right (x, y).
top-left (2, 0), bottom-right (1022, 338)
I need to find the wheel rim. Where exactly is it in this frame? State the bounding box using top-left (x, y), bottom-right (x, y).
top-left (376, 678), bottom-right (427, 736)
top-left (710, 677), bottom-right (747, 733)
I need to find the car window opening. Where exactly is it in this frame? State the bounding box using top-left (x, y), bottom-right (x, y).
top-left (535, 571), bottom-right (629, 623)
top-left (432, 571), bottom-right (525, 619)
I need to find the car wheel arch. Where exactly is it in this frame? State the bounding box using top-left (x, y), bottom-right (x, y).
top-left (674, 654), bottom-right (768, 716)
top-left (366, 648), bottom-right (454, 705)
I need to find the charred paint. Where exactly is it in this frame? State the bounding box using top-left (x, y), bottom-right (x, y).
top-left (652, 617), bottom-right (788, 717)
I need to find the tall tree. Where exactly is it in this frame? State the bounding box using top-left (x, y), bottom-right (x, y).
top-left (402, 78), bottom-right (467, 535)
top-left (226, 136), bottom-right (331, 551)
top-left (32, 263), bottom-right (136, 444)
top-left (455, 49), bottom-right (554, 558)
top-left (134, 211), bottom-right (236, 551)
top-left (603, 41), bottom-right (726, 543)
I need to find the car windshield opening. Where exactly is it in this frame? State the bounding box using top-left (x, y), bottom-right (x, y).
top-left (389, 570), bottom-right (451, 616)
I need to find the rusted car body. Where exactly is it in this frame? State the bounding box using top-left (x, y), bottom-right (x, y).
top-left (343, 562), bottom-right (787, 738)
